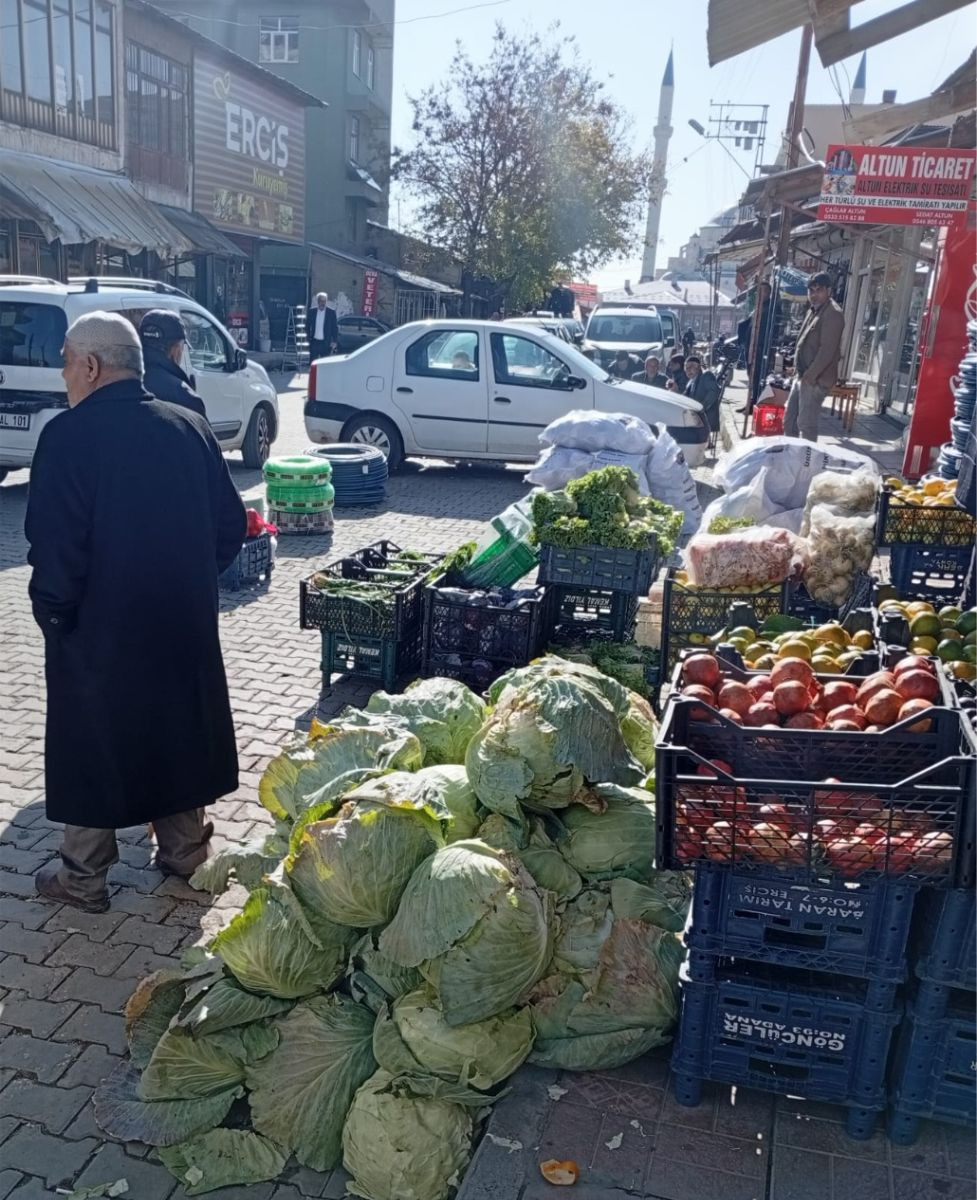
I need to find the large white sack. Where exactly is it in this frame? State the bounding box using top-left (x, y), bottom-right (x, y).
top-left (715, 437), bottom-right (878, 512)
top-left (646, 426), bottom-right (702, 537)
top-left (524, 446), bottom-right (651, 493)
top-left (539, 410), bottom-right (656, 455)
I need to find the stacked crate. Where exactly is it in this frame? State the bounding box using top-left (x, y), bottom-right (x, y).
top-left (656, 671), bottom-right (976, 1139)
top-left (876, 485), bottom-right (975, 605)
top-left (264, 455), bottom-right (335, 535)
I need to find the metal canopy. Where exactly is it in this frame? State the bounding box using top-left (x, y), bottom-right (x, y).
top-left (154, 205), bottom-right (247, 258)
top-left (0, 149), bottom-right (192, 255)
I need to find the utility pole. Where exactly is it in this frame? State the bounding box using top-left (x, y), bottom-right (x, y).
top-left (775, 24), bottom-right (813, 266)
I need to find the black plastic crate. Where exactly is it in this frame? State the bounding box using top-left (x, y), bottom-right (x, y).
top-left (421, 575), bottom-right (548, 690)
top-left (219, 533), bottom-right (273, 590)
top-left (300, 541), bottom-right (442, 639)
top-left (886, 993), bottom-right (976, 1144)
top-left (888, 544), bottom-right (972, 605)
top-left (912, 888), bottom-right (977, 990)
top-left (536, 540), bottom-right (660, 594)
top-left (685, 862), bottom-right (919, 982)
top-left (876, 487), bottom-right (975, 547)
top-left (319, 626), bottom-right (422, 692)
top-left (543, 585), bottom-right (638, 644)
top-left (655, 697), bottom-right (977, 887)
top-left (785, 572), bottom-right (876, 627)
top-left (661, 569), bottom-right (788, 677)
top-left (672, 961), bottom-right (899, 1137)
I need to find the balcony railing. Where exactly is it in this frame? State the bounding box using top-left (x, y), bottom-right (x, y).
top-left (0, 88), bottom-right (117, 151)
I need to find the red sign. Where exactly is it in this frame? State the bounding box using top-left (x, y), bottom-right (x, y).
top-left (817, 145), bottom-right (975, 227)
top-left (362, 269), bottom-right (379, 316)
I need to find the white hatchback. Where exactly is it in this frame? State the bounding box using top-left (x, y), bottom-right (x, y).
top-left (0, 276), bottom-right (279, 482)
top-left (304, 319), bottom-right (708, 469)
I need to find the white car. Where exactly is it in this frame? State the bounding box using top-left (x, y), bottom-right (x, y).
top-left (0, 276), bottom-right (279, 482)
top-left (304, 319), bottom-right (708, 469)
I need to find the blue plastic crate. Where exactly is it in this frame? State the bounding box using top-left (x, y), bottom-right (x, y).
top-left (888, 544), bottom-right (972, 605)
top-left (685, 864), bottom-right (919, 983)
top-left (672, 962), bottom-right (900, 1118)
top-left (912, 887), bottom-right (977, 990)
top-left (887, 994), bottom-right (976, 1144)
top-left (218, 533), bottom-right (273, 590)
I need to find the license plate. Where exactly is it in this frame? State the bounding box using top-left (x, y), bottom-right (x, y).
top-left (0, 412), bottom-right (30, 430)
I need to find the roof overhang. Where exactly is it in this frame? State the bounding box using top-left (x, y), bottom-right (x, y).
top-left (845, 51), bottom-right (976, 141)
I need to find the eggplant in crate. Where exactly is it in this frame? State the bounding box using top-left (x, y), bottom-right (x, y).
top-left (672, 960), bottom-right (900, 1140)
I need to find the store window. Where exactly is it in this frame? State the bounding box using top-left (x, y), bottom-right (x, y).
top-left (0, 0), bottom-right (23, 95)
top-left (349, 114), bottom-right (359, 163)
top-left (22, 0), bottom-right (52, 104)
top-left (73, 0), bottom-right (95, 121)
top-left (259, 16), bottom-right (298, 63)
top-left (366, 45), bottom-right (375, 89)
top-left (125, 43), bottom-right (187, 156)
top-left (351, 29), bottom-right (361, 76)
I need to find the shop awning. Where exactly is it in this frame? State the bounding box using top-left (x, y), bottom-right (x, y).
top-left (0, 149), bottom-right (192, 255)
top-left (154, 205), bottom-right (247, 258)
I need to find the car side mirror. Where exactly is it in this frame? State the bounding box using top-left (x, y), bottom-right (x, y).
top-left (567, 375), bottom-right (586, 390)
top-left (665, 337), bottom-right (675, 348)
top-left (232, 347), bottom-right (248, 371)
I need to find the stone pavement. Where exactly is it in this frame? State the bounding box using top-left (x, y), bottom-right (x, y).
top-left (0, 374), bottom-right (969, 1200)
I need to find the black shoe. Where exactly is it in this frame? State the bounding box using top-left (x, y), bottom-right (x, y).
top-left (154, 821), bottom-right (214, 881)
top-left (35, 860), bottom-right (110, 913)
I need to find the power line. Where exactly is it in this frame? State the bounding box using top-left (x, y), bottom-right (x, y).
top-left (163, 0), bottom-right (516, 36)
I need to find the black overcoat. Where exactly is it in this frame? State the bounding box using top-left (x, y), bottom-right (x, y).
top-left (143, 350), bottom-right (207, 420)
top-left (24, 379), bottom-right (247, 828)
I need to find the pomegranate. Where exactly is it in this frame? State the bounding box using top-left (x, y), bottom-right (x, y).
top-left (785, 711), bottom-right (823, 729)
top-left (822, 680), bottom-right (858, 710)
top-left (827, 719), bottom-right (863, 731)
top-left (855, 671), bottom-right (898, 708)
top-left (717, 681), bottom-right (752, 717)
top-left (773, 681), bottom-right (811, 718)
top-left (682, 653), bottom-right (722, 689)
top-left (696, 759), bottom-right (734, 777)
top-left (746, 675), bottom-right (773, 701)
top-left (682, 684), bottom-right (716, 721)
top-left (744, 700), bottom-right (778, 727)
top-left (895, 669), bottom-right (940, 703)
top-left (863, 688), bottom-right (904, 728)
top-left (915, 830), bottom-right (953, 867)
top-left (744, 822), bottom-right (794, 863)
top-left (898, 698), bottom-right (934, 732)
top-left (719, 707), bottom-right (744, 725)
top-left (893, 654), bottom-right (937, 677)
top-left (825, 704), bottom-right (868, 730)
top-left (771, 658), bottom-right (815, 689)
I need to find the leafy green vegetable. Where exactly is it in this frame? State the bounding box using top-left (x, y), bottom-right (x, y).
top-left (708, 515), bottom-right (757, 534)
top-left (349, 932), bottom-right (424, 1004)
top-left (188, 832), bottom-right (289, 895)
top-left (342, 1070), bottom-right (473, 1200)
top-left (174, 978), bottom-right (293, 1038)
top-left (93, 1063), bottom-right (241, 1147)
top-left (556, 784), bottom-right (658, 882)
top-left (124, 971), bottom-right (188, 1069)
top-left (158, 1129), bottom-right (287, 1195)
top-left (140, 1027), bottom-right (248, 1100)
top-left (353, 678), bottom-right (487, 766)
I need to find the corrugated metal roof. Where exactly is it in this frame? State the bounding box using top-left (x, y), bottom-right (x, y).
top-left (308, 242), bottom-right (461, 295)
top-left (707, 0), bottom-right (809, 65)
top-left (155, 204), bottom-right (247, 258)
top-left (600, 279), bottom-right (735, 308)
top-left (0, 149), bottom-right (192, 255)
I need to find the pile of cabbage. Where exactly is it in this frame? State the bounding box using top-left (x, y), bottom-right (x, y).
top-left (95, 665), bottom-right (688, 1200)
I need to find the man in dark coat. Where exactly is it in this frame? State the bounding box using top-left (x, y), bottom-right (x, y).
top-left (308, 292), bottom-right (339, 360)
top-left (684, 355), bottom-right (721, 434)
top-left (139, 309), bottom-right (207, 419)
top-left (26, 311), bottom-right (247, 913)
top-left (631, 355), bottom-right (668, 389)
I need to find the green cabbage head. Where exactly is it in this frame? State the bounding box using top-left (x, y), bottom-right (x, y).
top-left (556, 783), bottom-right (658, 883)
top-left (355, 677), bottom-right (487, 765)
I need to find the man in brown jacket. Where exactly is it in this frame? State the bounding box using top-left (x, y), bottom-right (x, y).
top-left (784, 272), bottom-right (845, 442)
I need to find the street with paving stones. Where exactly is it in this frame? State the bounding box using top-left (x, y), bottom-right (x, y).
top-left (0, 373), bottom-right (971, 1200)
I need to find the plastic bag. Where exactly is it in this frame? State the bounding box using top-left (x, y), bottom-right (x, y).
top-left (802, 503), bottom-right (875, 606)
top-left (799, 468), bottom-right (879, 536)
top-left (539, 410), bottom-right (656, 455)
top-left (700, 469), bottom-right (770, 532)
top-left (715, 437), bottom-right (878, 512)
top-left (682, 525), bottom-right (802, 588)
top-left (525, 446), bottom-right (595, 491)
top-left (645, 426), bottom-right (702, 537)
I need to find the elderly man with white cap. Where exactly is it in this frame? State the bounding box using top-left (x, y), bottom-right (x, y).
top-left (25, 311), bottom-right (246, 912)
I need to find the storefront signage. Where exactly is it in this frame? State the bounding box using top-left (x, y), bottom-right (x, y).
top-left (817, 145), bottom-right (976, 227)
top-left (362, 269), bottom-right (379, 316)
top-left (192, 53), bottom-right (305, 244)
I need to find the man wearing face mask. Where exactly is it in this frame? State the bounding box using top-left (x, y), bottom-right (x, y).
top-left (25, 311), bottom-right (246, 913)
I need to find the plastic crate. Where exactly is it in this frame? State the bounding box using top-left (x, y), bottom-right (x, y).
top-left (887, 544), bottom-right (972, 606)
top-left (268, 507), bottom-right (334, 536)
top-left (319, 626), bottom-right (422, 691)
top-left (751, 403), bottom-right (785, 437)
top-left (218, 533), bottom-right (273, 590)
top-left (876, 487), bottom-right (975, 547)
top-left (458, 529), bottom-right (538, 589)
top-left (300, 541), bottom-right (442, 639)
top-left (912, 888), bottom-right (977, 990)
top-left (543, 585), bottom-right (638, 644)
top-left (421, 575), bottom-right (548, 689)
top-left (685, 862), bottom-right (919, 982)
top-left (785, 573), bottom-right (876, 628)
top-left (672, 962), bottom-right (899, 1135)
top-left (886, 994), bottom-right (976, 1143)
top-left (655, 695), bottom-right (977, 887)
top-left (536, 540), bottom-right (660, 595)
top-left (660, 569), bottom-right (788, 677)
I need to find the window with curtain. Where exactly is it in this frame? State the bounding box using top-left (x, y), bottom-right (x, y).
top-left (366, 44), bottom-right (374, 89)
top-left (349, 114), bottom-right (359, 162)
top-left (94, 0), bottom-right (112, 126)
top-left (73, 0), bottom-right (95, 120)
top-left (351, 29), bottom-right (360, 76)
top-left (52, 0), bottom-right (72, 111)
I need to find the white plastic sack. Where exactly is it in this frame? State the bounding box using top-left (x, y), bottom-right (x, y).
top-left (700, 469), bottom-right (771, 532)
top-left (539, 410), bottom-right (656, 455)
top-left (524, 445), bottom-right (595, 491)
top-left (683, 526), bottom-right (803, 589)
top-left (646, 426), bottom-right (702, 537)
top-left (715, 437), bottom-right (878, 513)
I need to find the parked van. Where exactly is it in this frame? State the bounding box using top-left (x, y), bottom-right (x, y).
top-left (583, 303), bottom-right (668, 371)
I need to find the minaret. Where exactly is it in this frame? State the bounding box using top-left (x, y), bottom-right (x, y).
top-left (639, 51), bottom-right (674, 283)
top-left (850, 53), bottom-right (867, 104)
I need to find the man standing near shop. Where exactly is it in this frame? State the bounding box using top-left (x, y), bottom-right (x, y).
top-left (139, 309), bottom-right (206, 419)
top-left (308, 291), bottom-right (338, 360)
top-left (26, 312), bottom-right (246, 913)
top-left (784, 272), bottom-right (845, 443)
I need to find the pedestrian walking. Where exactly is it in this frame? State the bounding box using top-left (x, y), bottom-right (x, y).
top-left (139, 309), bottom-right (207, 419)
top-left (308, 292), bottom-right (339, 360)
top-left (783, 272), bottom-right (845, 443)
top-left (682, 327), bottom-right (696, 356)
top-left (684, 355), bottom-right (721, 434)
top-left (631, 355), bottom-right (668, 388)
top-left (26, 312), bottom-right (247, 913)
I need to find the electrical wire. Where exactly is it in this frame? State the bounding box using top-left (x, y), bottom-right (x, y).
top-left (164, 0), bottom-right (515, 35)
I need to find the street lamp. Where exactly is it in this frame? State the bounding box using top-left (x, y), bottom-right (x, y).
top-left (688, 118), bottom-right (751, 180)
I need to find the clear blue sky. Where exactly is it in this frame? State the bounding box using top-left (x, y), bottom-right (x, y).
top-left (388, 0), bottom-right (975, 290)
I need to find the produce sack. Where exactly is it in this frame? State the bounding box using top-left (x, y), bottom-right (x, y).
top-left (645, 426), bottom-right (702, 537)
top-left (539, 410), bottom-right (656, 455)
top-left (682, 525), bottom-right (802, 589)
top-left (802, 502), bottom-right (874, 607)
top-left (715, 436), bottom-right (877, 513)
top-left (525, 446), bottom-right (652, 494)
top-left (799, 467), bottom-right (878, 536)
top-left (699, 468), bottom-right (771, 531)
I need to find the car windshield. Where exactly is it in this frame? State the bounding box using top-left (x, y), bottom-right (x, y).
top-left (587, 314), bottom-right (663, 344)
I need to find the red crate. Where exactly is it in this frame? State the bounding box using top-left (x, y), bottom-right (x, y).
top-left (752, 403), bottom-right (785, 437)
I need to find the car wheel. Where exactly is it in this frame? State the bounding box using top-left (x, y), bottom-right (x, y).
top-left (242, 404), bottom-right (274, 468)
top-left (342, 414), bottom-right (403, 471)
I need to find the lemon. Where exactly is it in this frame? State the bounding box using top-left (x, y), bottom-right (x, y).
top-left (923, 479), bottom-right (945, 495)
top-left (936, 639), bottom-right (965, 663)
top-left (814, 657), bottom-right (841, 674)
top-left (852, 630), bottom-right (875, 650)
top-left (755, 653), bottom-right (777, 670)
top-left (746, 643), bottom-right (770, 661)
top-left (728, 626), bottom-right (757, 642)
top-left (813, 624), bottom-right (849, 646)
top-left (778, 639), bottom-right (812, 661)
top-left (910, 612), bottom-right (943, 639)
top-left (910, 636), bottom-right (938, 654)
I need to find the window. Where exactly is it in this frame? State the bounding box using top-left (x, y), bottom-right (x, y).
top-left (181, 310), bottom-right (230, 372)
top-left (348, 114), bottom-right (359, 162)
top-left (125, 43), bottom-right (187, 155)
top-left (366, 45), bottom-right (375, 89)
top-left (22, 0), bottom-right (52, 103)
top-left (94, 0), bottom-right (113, 126)
top-left (585, 314), bottom-right (663, 344)
top-left (259, 16), bottom-right (298, 63)
top-left (73, 0), bottom-right (95, 120)
top-left (52, 0), bottom-right (72, 111)
top-left (351, 29), bottom-right (361, 76)
top-left (0, 0), bottom-right (23, 94)
top-left (406, 330), bottom-right (479, 380)
top-left (0, 302), bottom-right (67, 368)
top-left (491, 332), bottom-right (571, 388)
